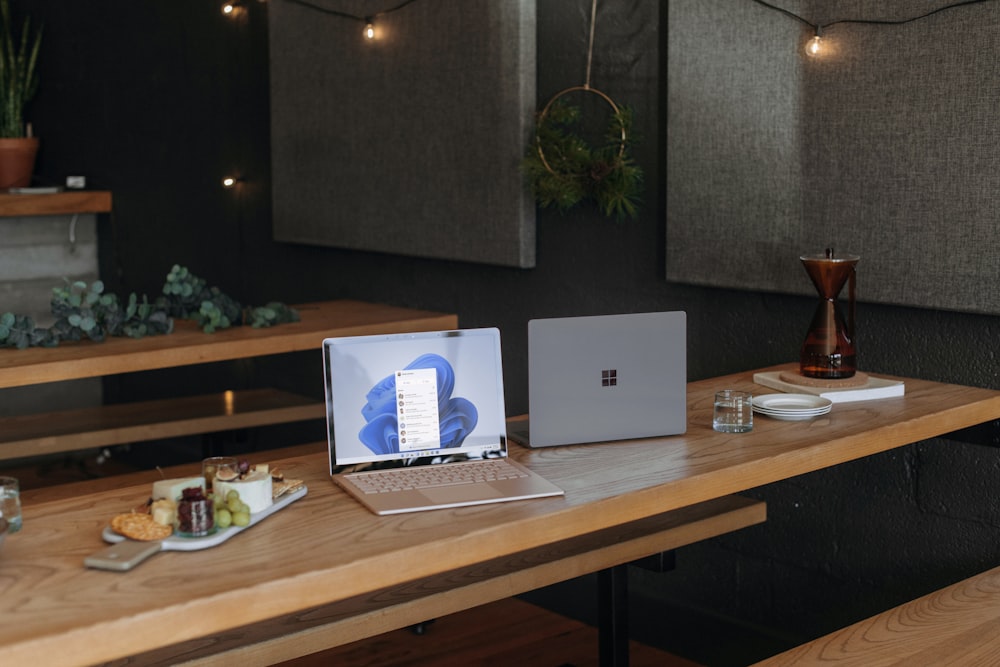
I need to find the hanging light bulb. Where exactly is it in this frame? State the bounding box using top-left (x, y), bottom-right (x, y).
top-left (222, 176), bottom-right (238, 188)
top-left (364, 17), bottom-right (375, 40)
top-left (222, 1), bottom-right (239, 16)
top-left (805, 27), bottom-right (822, 56)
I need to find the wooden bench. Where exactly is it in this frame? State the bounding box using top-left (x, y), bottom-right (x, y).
top-left (753, 565), bottom-right (1000, 665)
top-left (0, 300), bottom-right (455, 462)
top-left (0, 388), bottom-right (324, 459)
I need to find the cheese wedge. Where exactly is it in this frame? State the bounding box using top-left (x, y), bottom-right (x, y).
top-left (150, 499), bottom-right (177, 527)
top-left (152, 476), bottom-right (206, 502)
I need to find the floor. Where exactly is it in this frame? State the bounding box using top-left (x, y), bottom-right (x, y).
top-left (277, 597), bottom-right (702, 667)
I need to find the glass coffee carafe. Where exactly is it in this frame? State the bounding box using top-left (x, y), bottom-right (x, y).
top-left (799, 249), bottom-right (859, 379)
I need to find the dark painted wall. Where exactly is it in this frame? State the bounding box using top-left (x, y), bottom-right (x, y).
top-left (20, 0), bottom-right (1000, 663)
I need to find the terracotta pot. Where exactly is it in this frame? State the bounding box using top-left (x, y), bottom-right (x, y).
top-left (0, 137), bottom-right (39, 189)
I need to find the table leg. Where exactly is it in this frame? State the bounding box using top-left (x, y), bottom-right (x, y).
top-left (598, 564), bottom-right (630, 667)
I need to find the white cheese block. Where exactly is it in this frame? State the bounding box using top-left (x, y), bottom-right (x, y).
top-left (214, 470), bottom-right (273, 514)
top-left (150, 499), bottom-right (177, 526)
top-left (152, 476), bottom-right (206, 502)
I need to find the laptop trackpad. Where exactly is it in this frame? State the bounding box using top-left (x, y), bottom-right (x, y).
top-left (421, 484), bottom-right (504, 504)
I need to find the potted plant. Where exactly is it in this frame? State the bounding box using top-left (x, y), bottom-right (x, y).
top-left (0, 0), bottom-right (40, 189)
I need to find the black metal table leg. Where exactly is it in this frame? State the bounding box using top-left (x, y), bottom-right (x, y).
top-left (598, 564), bottom-right (630, 667)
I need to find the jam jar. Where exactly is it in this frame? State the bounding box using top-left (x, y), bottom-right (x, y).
top-left (176, 486), bottom-right (215, 537)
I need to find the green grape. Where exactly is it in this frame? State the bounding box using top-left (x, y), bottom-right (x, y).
top-left (239, 502), bottom-right (250, 515)
top-left (226, 498), bottom-right (242, 513)
top-left (216, 508), bottom-right (233, 529)
top-left (226, 489), bottom-right (240, 504)
top-left (232, 511), bottom-right (251, 527)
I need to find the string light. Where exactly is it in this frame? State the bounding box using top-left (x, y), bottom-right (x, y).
top-left (749, 0), bottom-right (994, 57)
top-left (806, 28), bottom-right (821, 57)
top-left (221, 1), bottom-right (243, 17)
top-left (283, 0), bottom-right (420, 41)
top-left (222, 176), bottom-right (240, 188)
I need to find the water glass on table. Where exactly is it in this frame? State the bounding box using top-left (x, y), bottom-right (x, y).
top-left (713, 390), bottom-right (753, 433)
top-left (0, 476), bottom-right (22, 533)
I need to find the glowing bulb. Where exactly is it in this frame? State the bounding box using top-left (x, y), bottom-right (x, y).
top-left (364, 21), bottom-right (375, 40)
top-left (222, 1), bottom-right (247, 17)
top-left (222, 177), bottom-right (237, 188)
top-left (806, 33), bottom-right (822, 57)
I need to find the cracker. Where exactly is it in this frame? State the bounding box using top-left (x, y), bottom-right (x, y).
top-left (272, 478), bottom-right (304, 499)
top-left (110, 512), bottom-right (173, 541)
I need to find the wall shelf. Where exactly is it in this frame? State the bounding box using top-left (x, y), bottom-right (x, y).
top-left (0, 190), bottom-right (112, 216)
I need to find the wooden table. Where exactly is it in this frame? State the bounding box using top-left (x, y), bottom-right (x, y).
top-left (2, 364), bottom-right (999, 666)
top-left (0, 300), bottom-right (457, 461)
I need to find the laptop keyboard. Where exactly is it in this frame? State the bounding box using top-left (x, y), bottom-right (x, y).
top-left (345, 459), bottom-right (528, 495)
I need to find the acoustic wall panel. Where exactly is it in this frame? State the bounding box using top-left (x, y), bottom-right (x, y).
top-left (269, 0), bottom-right (536, 267)
top-left (666, 0), bottom-right (1000, 314)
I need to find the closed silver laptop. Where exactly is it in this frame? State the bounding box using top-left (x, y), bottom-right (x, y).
top-left (509, 312), bottom-right (687, 447)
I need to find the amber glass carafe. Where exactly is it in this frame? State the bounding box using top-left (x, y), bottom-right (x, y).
top-left (799, 250), bottom-right (859, 379)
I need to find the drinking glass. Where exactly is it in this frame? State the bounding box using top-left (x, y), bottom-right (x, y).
top-left (0, 476), bottom-right (22, 533)
top-left (713, 390), bottom-right (753, 433)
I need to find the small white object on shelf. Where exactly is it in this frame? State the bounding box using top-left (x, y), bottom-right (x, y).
top-left (8, 186), bottom-right (63, 194)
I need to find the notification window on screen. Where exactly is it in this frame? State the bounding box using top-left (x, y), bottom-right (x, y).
top-left (396, 367), bottom-right (441, 452)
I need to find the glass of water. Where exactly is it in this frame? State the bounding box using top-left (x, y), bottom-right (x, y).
top-left (713, 390), bottom-right (753, 433)
top-left (0, 476), bottom-right (21, 533)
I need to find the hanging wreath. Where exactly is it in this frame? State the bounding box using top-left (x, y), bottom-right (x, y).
top-left (521, 88), bottom-right (643, 221)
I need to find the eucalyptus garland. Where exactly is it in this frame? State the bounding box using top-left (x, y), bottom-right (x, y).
top-left (522, 97), bottom-right (643, 221)
top-left (0, 265), bottom-right (300, 349)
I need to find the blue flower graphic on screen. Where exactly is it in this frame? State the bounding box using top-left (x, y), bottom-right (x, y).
top-left (358, 354), bottom-right (478, 455)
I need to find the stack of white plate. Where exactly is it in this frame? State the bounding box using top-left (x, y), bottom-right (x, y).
top-left (752, 394), bottom-right (832, 421)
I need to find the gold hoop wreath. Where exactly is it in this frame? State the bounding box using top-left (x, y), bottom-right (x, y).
top-left (522, 84), bottom-right (642, 221)
top-left (536, 85), bottom-right (626, 171)
top-left (521, 0), bottom-right (643, 221)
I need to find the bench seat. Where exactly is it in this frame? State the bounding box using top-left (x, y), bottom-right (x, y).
top-left (753, 565), bottom-right (1000, 665)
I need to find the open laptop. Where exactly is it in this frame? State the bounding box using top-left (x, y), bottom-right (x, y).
top-left (507, 311), bottom-right (687, 447)
top-left (323, 327), bottom-right (564, 515)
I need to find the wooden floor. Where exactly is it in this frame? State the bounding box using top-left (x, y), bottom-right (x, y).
top-left (277, 597), bottom-right (701, 667)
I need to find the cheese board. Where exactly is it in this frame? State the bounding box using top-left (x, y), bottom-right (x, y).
top-left (85, 485), bottom-right (307, 570)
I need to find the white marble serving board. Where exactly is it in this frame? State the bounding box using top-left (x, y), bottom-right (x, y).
top-left (101, 486), bottom-right (307, 551)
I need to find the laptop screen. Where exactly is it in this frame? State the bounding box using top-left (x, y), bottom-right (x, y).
top-left (323, 328), bottom-right (508, 474)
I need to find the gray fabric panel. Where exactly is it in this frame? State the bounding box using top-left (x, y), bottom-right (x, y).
top-left (269, 0), bottom-right (536, 268)
top-left (667, 0), bottom-right (1000, 314)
